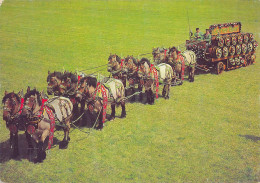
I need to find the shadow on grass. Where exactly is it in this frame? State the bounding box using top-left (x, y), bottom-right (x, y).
top-left (0, 133), bottom-right (60, 163)
top-left (239, 135), bottom-right (260, 142)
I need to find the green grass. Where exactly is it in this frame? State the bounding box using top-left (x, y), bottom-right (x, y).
top-left (0, 0), bottom-right (259, 182)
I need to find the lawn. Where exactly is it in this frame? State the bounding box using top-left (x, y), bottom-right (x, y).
top-left (0, 0), bottom-right (259, 182)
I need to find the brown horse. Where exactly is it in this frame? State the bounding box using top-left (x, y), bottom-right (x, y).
top-left (138, 58), bottom-right (159, 104)
top-left (21, 87), bottom-right (73, 163)
top-left (107, 54), bottom-right (127, 87)
top-left (2, 90), bottom-right (33, 158)
top-left (167, 47), bottom-right (196, 84)
top-left (76, 75), bottom-right (126, 129)
top-left (152, 47), bottom-right (168, 65)
top-left (124, 56), bottom-right (142, 101)
top-left (47, 71), bottom-right (63, 95)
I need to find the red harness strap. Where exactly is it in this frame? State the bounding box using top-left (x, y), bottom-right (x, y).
top-left (164, 49), bottom-right (167, 59)
top-left (78, 75), bottom-right (81, 84)
top-left (93, 82), bottom-right (108, 123)
top-left (18, 98), bottom-right (24, 115)
top-left (45, 106), bottom-right (55, 150)
top-left (177, 55), bottom-right (185, 81)
top-left (120, 59), bottom-right (124, 69)
top-left (150, 64), bottom-right (159, 99)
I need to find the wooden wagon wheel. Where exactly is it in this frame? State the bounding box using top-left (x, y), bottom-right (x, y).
top-left (217, 62), bottom-right (225, 74)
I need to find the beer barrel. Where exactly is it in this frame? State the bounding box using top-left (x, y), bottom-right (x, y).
top-left (218, 37), bottom-right (224, 47)
top-left (237, 35), bottom-right (243, 45)
top-left (229, 45), bottom-right (236, 56)
top-left (213, 46), bottom-right (222, 58)
top-left (222, 46), bottom-right (229, 57)
top-left (247, 42), bottom-right (253, 52)
top-left (236, 44), bottom-right (241, 55)
top-left (234, 57), bottom-right (240, 65)
top-left (225, 36), bottom-right (231, 47)
top-left (249, 33), bottom-right (254, 41)
top-left (229, 58), bottom-right (235, 66)
top-left (231, 35), bottom-right (237, 45)
top-left (243, 34), bottom-right (249, 43)
top-left (241, 43), bottom-right (247, 54)
top-left (252, 41), bottom-right (258, 51)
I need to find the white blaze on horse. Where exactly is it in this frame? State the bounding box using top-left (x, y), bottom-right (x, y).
top-left (21, 87), bottom-right (73, 163)
top-left (167, 47), bottom-right (197, 84)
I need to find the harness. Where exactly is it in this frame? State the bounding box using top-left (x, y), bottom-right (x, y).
top-left (150, 64), bottom-right (159, 99)
top-left (26, 98), bottom-right (56, 149)
top-left (176, 54), bottom-right (185, 81)
top-left (7, 98), bottom-right (25, 134)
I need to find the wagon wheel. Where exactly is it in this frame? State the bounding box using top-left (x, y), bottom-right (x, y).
top-left (217, 62), bottom-right (225, 74)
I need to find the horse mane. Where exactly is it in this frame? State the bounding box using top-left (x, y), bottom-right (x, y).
top-left (2, 92), bottom-right (20, 104)
top-left (47, 71), bottom-right (63, 82)
top-left (125, 56), bottom-right (138, 65)
top-left (139, 57), bottom-right (151, 66)
top-left (24, 89), bottom-right (42, 106)
top-left (62, 72), bottom-right (78, 83)
top-left (86, 76), bottom-right (97, 88)
top-left (108, 54), bottom-right (121, 63)
top-left (169, 46), bottom-right (179, 53)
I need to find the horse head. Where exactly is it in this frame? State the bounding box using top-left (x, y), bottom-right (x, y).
top-left (139, 58), bottom-right (151, 76)
top-left (125, 56), bottom-right (138, 72)
top-left (2, 90), bottom-right (23, 123)
top-left (60, 72), bottom-right (78, 95)
top-left (47, 71), bottom-right (63, 95)
top-left (168, 46), bottom-right (179, 62)
top-left (22, 87), bottom-right (43, 119)
top-left (108, 54), bottom-right (121, 69)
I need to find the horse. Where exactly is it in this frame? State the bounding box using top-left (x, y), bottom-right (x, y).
top-left (47, 71), bottom-right (63, 95)
top-left (152, 47), bottom-right (168, 65)
top-left (76, 75), bottom-right (126, 130)
top-left (124, 56), bottom-right (142, 101)
top-left (137, 58), bottom-right (159, 104)
top-left (167, 47), bottom-right (196, 84)
top-left (21, 87), bottom-right (73, 163)
top-left (107, 54), bottom-right (127, 87)
top-left (2, 90), bottom-right (34, 158)
top-left (155, 63), bottom-right (174, 99)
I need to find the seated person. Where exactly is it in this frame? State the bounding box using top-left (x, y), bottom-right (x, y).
top-left (204, 29), bottom-right (212, 44)
top-left (194, 28), bottom-right (204, 40)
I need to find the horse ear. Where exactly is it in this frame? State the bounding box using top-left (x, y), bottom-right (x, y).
top-left (48, 70), bottom-right (50, 74)
top-left (4, 90), bottom-right (8, 96)
top-left (18, 89), bottom-right (24, 98)
top-left (27, 86), bottom-right (30, 93)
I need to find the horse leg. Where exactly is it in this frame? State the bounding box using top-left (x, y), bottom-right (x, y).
top-left (10, 132), bottom-right (19, 158)
top-left (120, 101), bottom-right (126, 118)
top-left (60, 121), bottom-right (70, 149)
top-left (138, 84), bottom-right (143, 102)
top-left (162, 85), bottom-right (166, 97)
top-left (191, 67), bottom-right (195, 82)
top-left (34, 141), bottom-right (45, 163)
top-left (79, 101), bottom-right (85, 126)
top-left (149, 89), bottom-right (155, 105)
top-left (130, 87), bottom-right (135, 101)
top-left (25, 131), bottom-right (34, 155)
top-left (165, 84), bottom-right (170, 99)
top-left (110, 104), bottom-right (116, 121)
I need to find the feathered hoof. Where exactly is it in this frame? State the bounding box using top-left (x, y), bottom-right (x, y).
top-left (34, 151), bottom-right (46, 163)
top-left (120, 113), bottom-right (126, 118)
top-left (59, 140), bottom-right (69, 149)
top-left (27, 148), bottom-right (34, 155)
top-left (164, 96), bottom-right (169, 100)
top-left (11, 151), bottom-right (19, 159)
top-left (96, 123), bottom-right (103, 130)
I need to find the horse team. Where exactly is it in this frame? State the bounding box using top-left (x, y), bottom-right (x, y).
top-left (2, 46), bottom-right (197, 163)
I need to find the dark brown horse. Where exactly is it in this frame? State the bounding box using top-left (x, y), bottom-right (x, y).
top-left (47, 71), bottom-right (63, 95)
top-left (107, 54), bottom-right (127, 87)
top-left (124, 56), bottom-right (142, 101)
top-left (152, 47), bottom-right (168, 65)
top-left (21, 87), bottom-right (73, 163)
top-left (138, 58), bottom-right (159, 104)
top-left (2, 90), bottom-right (33, 158)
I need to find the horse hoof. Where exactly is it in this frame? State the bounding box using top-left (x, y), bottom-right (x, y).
top-left (96, 123), bottom-right (103, 130)
top-left (11, 152), bottom-right (19, 159)
top-left (109, 116), bottom-right (115, 121)
top-left (121, 113), bottom-right (126, 118)
top-left (59, 141), bottom-right (69, 149)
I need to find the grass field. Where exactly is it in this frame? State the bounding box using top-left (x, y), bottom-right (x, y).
top-left (0, 0), bottom-right (259, 182)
